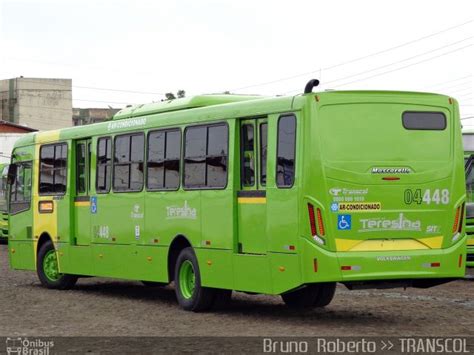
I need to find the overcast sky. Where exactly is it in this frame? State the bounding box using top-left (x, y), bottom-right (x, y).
top-left (0, 0), bottom-right (472, 122)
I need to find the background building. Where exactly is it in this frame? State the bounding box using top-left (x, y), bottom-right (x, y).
top-left (0, 77), bottom-right (72, 131)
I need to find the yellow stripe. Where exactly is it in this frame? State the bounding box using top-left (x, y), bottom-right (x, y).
top-left (35, 130), bottom-right (61, 144)
top-left (467, 238), bottom-right (474, 246)
top-left (238, 197), bottom-right (267, 204)
top-left (335, 238), bottom-right (443, 252)
top-left (74, 201), bottom-right (91, 207)
top-left (418, 236), bottom-right (443, 249)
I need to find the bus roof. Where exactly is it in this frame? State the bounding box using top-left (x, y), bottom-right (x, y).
top-left (11, 90), bottom-right (455, 149)
top-left (113, 94), bottom-right (264, 120)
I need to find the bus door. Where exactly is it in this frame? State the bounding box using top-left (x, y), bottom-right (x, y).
top-left (73, 139), bottom-right (91, 245)
top-left (237, 118), bottom-right (268, 254)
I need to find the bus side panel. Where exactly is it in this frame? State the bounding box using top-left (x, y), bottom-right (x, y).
top-left (144, 190), bottom-right (202, 248)
top-left (232, 254), bottom-right (272, 294)
top-left (90, 244), bottom-right (130, 279)
top-left (133, 245), bottom-right (168, 282)
top-left (9, 241), bottom-right (35, 270)
top-left (201, 190), bottom-right (234, 249)
top-left (58, 244), bottom-right (95, 276)
top-left (299, 238), bottom-right (342, 283)
top-left (195, 248), bottom-right (234, 289)
top-left (269, 252), bottom-right (301, 294)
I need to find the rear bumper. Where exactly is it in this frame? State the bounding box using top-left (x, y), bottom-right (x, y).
top-left (301, 234), bottom-right (467, 283)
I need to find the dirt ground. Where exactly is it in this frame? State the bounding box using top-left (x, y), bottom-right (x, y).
top-left (1, 244), bottom-right (473, 338)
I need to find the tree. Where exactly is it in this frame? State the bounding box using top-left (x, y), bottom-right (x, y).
top-left (165, 92), bottom-right (176, 100)
top-left (163, 90), bottom-right (185, 101)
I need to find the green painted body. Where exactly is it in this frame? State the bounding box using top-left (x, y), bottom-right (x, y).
top-left (461, 130), bottom-right (474, 267)
top-left (7, 91), bottom-right (467, 294)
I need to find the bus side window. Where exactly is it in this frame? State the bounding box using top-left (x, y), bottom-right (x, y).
top-left (96, 137), bottom-right (112, 193)
top-left (276, 115), bottom-right (296, 188)
top-left (184, 123), bottom-right (228, 189)
top-left (39, 143), bottom-right (67, 195)
top-left (113, 133), bottom-right (144, 192)
top-left (147, 129), bottom-right (181, 190)
top-left (76, 143), bottom-right (87, 194)
top-left (241, 124), bottom-right (255, 187)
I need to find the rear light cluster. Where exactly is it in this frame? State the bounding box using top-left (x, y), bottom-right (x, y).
top-left (308, 203), bottom-right (325, 245)
top-left (452, 203), bottom-right (465, 238)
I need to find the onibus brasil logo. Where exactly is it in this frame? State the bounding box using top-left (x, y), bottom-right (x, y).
top-left (6, 337), bottom-right (54, 355)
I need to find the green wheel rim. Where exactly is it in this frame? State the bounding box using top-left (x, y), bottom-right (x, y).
top-left (179, 260), bottom-right (196, 299)
top-left (43, 249), bottom-right (62, 282)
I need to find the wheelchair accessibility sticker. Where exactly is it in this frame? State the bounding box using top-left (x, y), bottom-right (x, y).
top-left (337, 215), bottom-right (352, 230)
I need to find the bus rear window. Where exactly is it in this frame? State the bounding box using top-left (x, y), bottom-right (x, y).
top-left (402, 112), bottom-right (446, 130)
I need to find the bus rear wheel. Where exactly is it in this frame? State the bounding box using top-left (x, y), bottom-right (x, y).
top-left (174, 247), bottom-right (215, 311)
top-left (281, 283), bottom-right (336, 308)
top-left (37, 240), bottom-right (78, 290)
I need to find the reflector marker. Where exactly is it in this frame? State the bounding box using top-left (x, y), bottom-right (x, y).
top-left (341, 265), bottom-right (361, 271)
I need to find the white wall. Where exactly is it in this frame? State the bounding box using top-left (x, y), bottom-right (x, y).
top-left (0, 134), bottom-right (25, 164)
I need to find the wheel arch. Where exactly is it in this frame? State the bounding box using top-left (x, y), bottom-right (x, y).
top-left (168, 234), bottom-right (193, 282)
top-left (37, 232), bottom-right (53, 255)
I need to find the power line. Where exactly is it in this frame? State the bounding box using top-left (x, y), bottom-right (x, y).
top-left (283, 39), bottom-right (473, 94)
top-left (17, 92), bottom-right (136, 106)
top-left (321, 43), bottom-right (473, 90)
top-left (446, 86), bottom-right (473, 95)
top-left (230, 19), bottom-right (473, 92)
top-left (323, 37), bottom-right (472, 86)
top-left (423, 75), bottom-right (472, 89)
top-left (431, 80), bottom-right (473, 92)
top-left (11, 78), bottom-right (166, 96)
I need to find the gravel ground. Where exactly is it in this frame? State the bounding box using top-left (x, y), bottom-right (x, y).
top-left (1, 244), bottom-right (473, 338)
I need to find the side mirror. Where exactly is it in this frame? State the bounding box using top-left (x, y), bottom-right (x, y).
top-left (7, 164), bottom-right (17, 186)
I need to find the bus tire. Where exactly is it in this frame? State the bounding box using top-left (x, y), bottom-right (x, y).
top-left (37, 240), bottom-right (77, 290)
top-left (281, 284), bottom-right (320, 308)
top-left (174, 247), bottom-right (215, 312)
top-left (313, 282), bottom-right (336, 307)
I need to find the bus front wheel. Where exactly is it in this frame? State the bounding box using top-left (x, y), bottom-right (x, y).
top-left (174, 247), bottom-right (215, 311)
top-left (281, 282), bottom-right (336, 308)
top-left (37, 240), bottom-right (78, 290)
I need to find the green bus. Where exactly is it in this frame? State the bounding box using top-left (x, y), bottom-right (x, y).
top-left (6, 81), bottom-right (467, 311)
top-left (0, 163), bottom-right (9, 242)
top-left (462, 128), bottom-right (474, 267)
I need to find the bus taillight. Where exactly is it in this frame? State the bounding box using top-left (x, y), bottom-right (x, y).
top-left (308, 204), bottom-right (326, 245)
top-left (316, 208), bottom-right (325, 237)
top-left (452, 203), bottom-right (465, 234)
top-left (308, 203), bottom-right (318, 236)
top-left (452, 206), bottom-right (461, 234)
